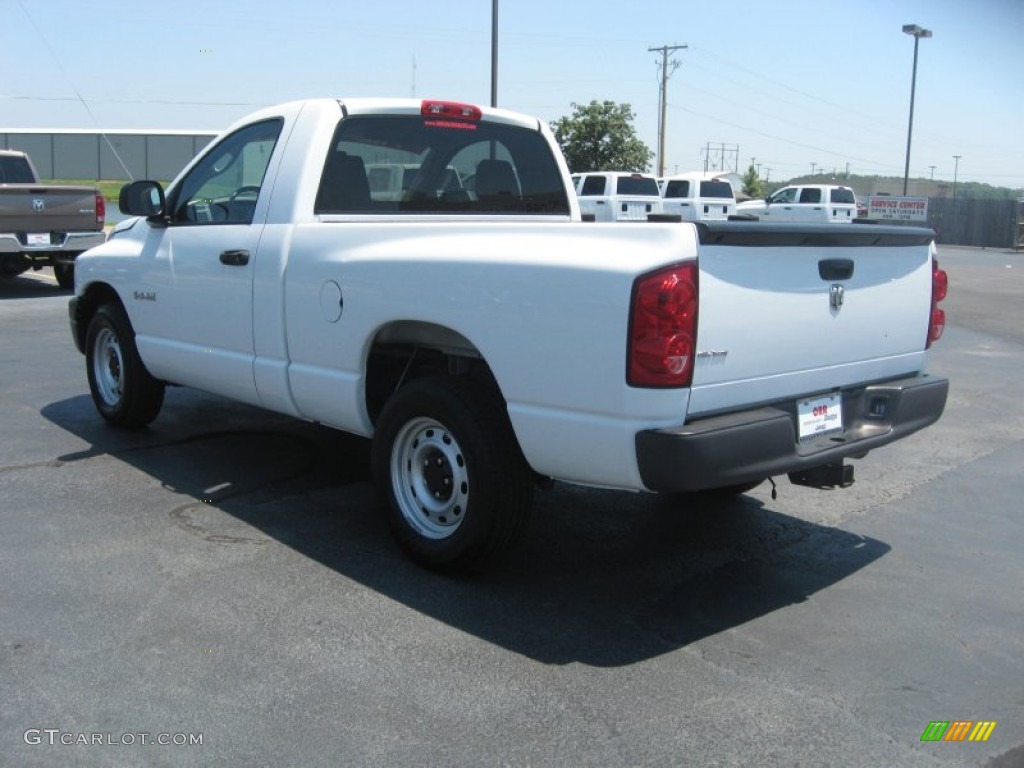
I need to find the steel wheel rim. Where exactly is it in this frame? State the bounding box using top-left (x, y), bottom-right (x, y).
top-left (92, 327), bottom-right (124, 407)
top-left (390, 417), bottom-right (469, 540)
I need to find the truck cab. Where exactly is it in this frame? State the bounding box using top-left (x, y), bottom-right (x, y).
top-left (574, 171), bottom-right (662, 222)
top-left (659, 172), bottom-right (736, 222)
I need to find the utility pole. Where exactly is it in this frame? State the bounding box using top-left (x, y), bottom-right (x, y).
top-left (929, 165), bottom-right (936, 180)
top-left (810, 161), bottom-right (818, 176)
top-left (952, 154), bottom-right (962, 200)
top-left (649, 43), bottom-right (687, 177)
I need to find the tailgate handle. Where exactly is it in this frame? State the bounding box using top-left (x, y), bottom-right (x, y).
top-left (219, 249), bottom-right (250, 266)
top-left (819, 258), bottom-right (854, 281)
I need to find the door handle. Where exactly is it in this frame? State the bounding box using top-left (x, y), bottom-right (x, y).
top-left (219, 249), bottom-right (250, 266)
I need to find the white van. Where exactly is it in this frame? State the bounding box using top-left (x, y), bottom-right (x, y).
top-left (574, 171), bottom-right (662, 222)
top-left (659, 173), bottom-right (736, 222)
top-left (736, 184), bottom-right (857, 223)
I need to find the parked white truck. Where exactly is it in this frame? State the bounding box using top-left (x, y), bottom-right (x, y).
top-left (737, 184), bottom-right (858, 223)
top-left (69, 98), bottom-right (949, 572)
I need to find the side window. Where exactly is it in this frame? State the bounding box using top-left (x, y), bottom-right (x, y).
top-left (664, 180), bottom-right (689, 198)
top-left (171, 119), bottom-right (282, 225)
top-left (771, 187), bottom-right (797, 204)
top-left (799, 188), bottom-right (822, 204)
top-left (580, 175), bottom-right (606, 196)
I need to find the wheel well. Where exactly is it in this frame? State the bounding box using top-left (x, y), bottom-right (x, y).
top-left (365, 322), bottom-right (501, 424)
top-left (72, 282), bottom-right (124, 352)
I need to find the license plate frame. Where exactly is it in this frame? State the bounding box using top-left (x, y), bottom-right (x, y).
top-left (797, 392), bottom-right (843, 441)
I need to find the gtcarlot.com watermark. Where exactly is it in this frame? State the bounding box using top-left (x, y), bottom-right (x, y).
top-left (24, 729), bottom-right (203, 747)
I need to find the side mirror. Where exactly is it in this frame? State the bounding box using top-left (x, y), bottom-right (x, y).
top-left (764, 195), bottom-right (773, 205)
top-left (119, 180), bottom-right (166, 218)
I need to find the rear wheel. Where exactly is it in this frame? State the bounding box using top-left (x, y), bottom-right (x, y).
top-left (53, 263), bottom-right (74, 289)
top-left (85, 303), bottom-right (164, 427)
top-left (371, 376), bottom-right (533, 573)
top-left (0, 255), bottom-right (30, 279)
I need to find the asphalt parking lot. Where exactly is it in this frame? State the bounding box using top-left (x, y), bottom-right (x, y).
top-left (1, 244), bottom-right (1022, 767)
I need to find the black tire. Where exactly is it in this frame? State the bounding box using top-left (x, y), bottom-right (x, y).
top-left (53, 263), bottom-right (74, 289)
top-left (85, 303), bottom-right (165, 427)
top-left (371, 376), bottom-right (533, 574)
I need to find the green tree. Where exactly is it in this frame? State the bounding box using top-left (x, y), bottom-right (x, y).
top-left (550, 101), bottom-right (653, 173)
top-left (741, 164), bottom-right (764, 199)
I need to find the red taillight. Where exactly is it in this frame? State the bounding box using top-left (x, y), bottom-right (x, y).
top-left (628, 262), bottom-right (699, 387)
top-left (95, 193), bottom-right (106, 226)
top-left (421, 100), bottom-right (482, 121)
top-left (927, 256), bottom-right (948, 348)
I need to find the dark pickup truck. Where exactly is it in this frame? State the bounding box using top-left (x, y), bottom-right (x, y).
top-left (0, 149), bottom-right (105, 288)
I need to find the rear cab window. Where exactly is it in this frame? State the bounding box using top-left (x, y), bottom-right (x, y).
top-left (698, 180), bottom-right (733, 199)
top-left (0, 155), bottom-right (35, 183)
top-left (316, 113), bottom-right (570, 215)
top-left (616, 175), bottom-right (660, 196)
top-left (830, 188), bottom-right (856, 204)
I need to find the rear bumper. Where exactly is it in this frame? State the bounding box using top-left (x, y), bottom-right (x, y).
top-left (636, 374), bottom-right (948, 492)
top-left (0, 231), bottom-right (105, 258)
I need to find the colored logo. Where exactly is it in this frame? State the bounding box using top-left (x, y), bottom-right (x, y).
top-left (921, 721), bottom-right (997, 742)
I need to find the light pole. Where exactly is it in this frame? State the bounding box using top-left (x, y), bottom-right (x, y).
top-left (902, 24), bottom-right (932, 196)
top-left (490, 0), bottom-right (498, 107)
top-left (952, 154), bottom-right (961, 200)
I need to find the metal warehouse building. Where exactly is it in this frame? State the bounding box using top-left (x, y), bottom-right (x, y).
top-left (0, 129), bottom-right (217, 181)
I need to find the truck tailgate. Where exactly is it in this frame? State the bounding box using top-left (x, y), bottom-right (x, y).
top-left (688, 223), bottom-right (936, 418)
top-left (0, 185), bottom-right (101, 232)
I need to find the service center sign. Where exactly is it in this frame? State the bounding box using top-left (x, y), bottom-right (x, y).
top-left (868, 196), bottom-right (929, 222)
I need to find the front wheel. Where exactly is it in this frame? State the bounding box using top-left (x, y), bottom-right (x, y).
top-left (371, 376), bottom-right (533, 574)
top-left (85, 303), bottom-right (165, 427)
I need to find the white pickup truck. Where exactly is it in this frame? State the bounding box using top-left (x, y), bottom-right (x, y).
top-left (737, 184), bottom-right (858, 223)
top-left (68, 98), bottom-right (949, 573)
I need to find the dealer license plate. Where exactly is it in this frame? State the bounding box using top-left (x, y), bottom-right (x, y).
top-left (27, 233), bottom-right (49, 246)
top-left (797, 392), bottom-right (843, 440)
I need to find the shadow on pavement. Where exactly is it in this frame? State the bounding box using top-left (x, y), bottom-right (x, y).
top-left (0, 272), bottom-right (70, 299)
top-left (43, 389), bottom-right (890, 667)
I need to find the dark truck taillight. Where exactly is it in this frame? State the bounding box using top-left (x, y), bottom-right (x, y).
top-left (927, 256), bottom-right (948, 348)
top-left (95, 193), bottom-right (106, 227)
top-left (627, 262), bottom-right (698, 387)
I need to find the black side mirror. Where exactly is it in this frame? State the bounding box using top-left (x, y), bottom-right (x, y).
top-left (765, 195), bottom-right (773, 205)
top-left (119, 180), bottom-right (166, 218)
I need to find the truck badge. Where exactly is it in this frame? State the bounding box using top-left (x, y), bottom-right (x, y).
top-left (830, 283), bottom-right (844, 311)
top-left (33, 199), bottom-right (45, 212)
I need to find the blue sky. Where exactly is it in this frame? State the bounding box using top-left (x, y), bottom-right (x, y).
top-left (2, 0), bottom-right (1022, 188)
